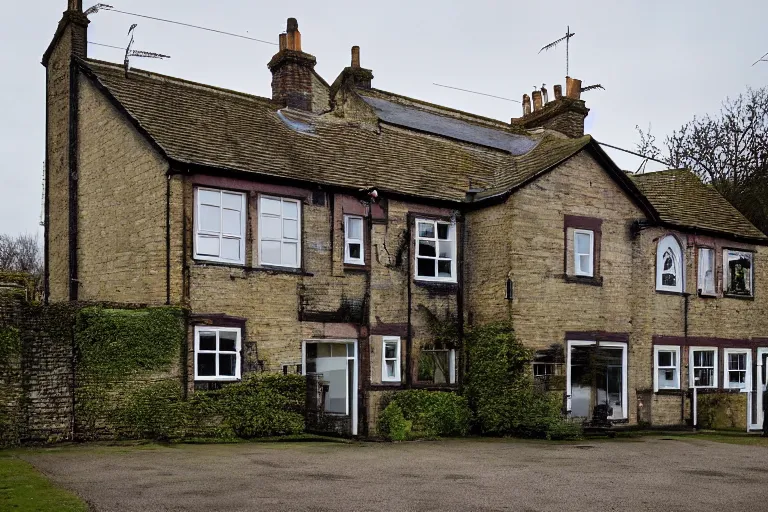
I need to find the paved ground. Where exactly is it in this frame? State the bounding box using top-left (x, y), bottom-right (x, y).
top-left (18, 437), bottom-right (768, 511)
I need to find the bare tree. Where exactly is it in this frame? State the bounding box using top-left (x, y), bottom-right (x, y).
top-left (637, 87), bottom-right (768, 235)
top-left (0, 233), bottom-right (42, 276)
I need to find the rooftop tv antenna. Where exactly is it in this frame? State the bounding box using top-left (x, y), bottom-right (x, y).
top-left (84, 3), bottom-right (113, 16)
top-left (123, 24), bottom-right (171, 77)
top-left (539, 26), bottom-right (575, 76)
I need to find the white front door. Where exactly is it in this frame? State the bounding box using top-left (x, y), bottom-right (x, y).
top-left (749, 348), bottom-right (768, 431)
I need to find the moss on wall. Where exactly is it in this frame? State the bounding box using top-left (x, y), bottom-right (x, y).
top-left (0, 326), bottom-right (22, 446)
top-left (697, 392), bottom-right (748, 431)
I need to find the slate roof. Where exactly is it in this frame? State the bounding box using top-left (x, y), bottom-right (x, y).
top-left (77, 58), bottom-right (764, 242)
top-left (630, 169), bottom-right (766, 240)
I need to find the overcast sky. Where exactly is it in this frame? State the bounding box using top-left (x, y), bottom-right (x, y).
top-left (1, 0), bottom-right (767, 237)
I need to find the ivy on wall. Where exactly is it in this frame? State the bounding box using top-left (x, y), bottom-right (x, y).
top-left (0, 325), bottom-right (22, 446)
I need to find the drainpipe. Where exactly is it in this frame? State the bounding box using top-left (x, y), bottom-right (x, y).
top-left (683, 292), bottom-right (693, 428)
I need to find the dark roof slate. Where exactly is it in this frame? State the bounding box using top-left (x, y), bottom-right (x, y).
top-left (630, 170), bottom-right (766, 240)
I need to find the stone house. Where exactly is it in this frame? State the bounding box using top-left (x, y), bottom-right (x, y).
top-left (43, 1), bottom-right (768, 435)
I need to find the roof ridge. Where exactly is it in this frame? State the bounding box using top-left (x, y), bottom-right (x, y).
top-left (81, 58), bottom-right (277, 107)
top-left (359, 88), bottom-right (524, 132)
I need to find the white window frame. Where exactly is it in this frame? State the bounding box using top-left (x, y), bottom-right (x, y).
top-left (194, 326), bottom-right (242, 381)
top-left (573, 229), bottom-right (594, 277)
top-left (258, 195), bottom-right (301, 268)
top-left (698, 247), bottom-right (716, 296)
top-left (344, 215), bottom-right (365, 265)
top-left (565, 340), bottom-right (628, 420)
top-left (414, 219), bottom-right (457, 283)
top-left (656, 235), bottom-right (684, 293)
top-left (193, 187), bottom-right (247, 265)
top-left (723, 348), bottom-right (751, 391)
top-left (653, 345), bottom-right (680, 392)
top-left (689, 347), bottom-right (718, 389)
top-left (723, 249), bottom-right (754, 297)
top-left (381, 336), bottom-right (401, 382)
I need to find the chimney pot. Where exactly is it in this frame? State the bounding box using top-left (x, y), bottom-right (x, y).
top-left (522, 94), bottom-right (531, 116)
top-left (553, 84), bottom-right (562, 100)
top-left (351, 46), bottom-right (360, 68)
top-left (566, 76), bottom-right (582, 100)
top-left (287, 18), bottom-right (299, 32)
top-left (279, 33), bottom-right (287, 51)
top-left (541, 85), bottom-right (549, 105)
top-left (285, 18), bottom-right (302, 51)
top-left (67, 0), bottom-right (83, 11)
top-left (532, 90), bottom-right (543, 111)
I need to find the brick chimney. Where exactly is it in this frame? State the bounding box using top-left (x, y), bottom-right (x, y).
top-left (329, 45), bottom-right (374, 100)
top-left (512, 76), bottom-right (590, 138)
top-left (268, 18), bottom-right (318, 111)
top-left (42, 0), bottom-right (89, 66)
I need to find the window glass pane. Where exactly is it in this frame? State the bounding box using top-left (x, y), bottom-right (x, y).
top-left (283, 219), bottom-right (298, 240)
top-left (694, 350), bottom-right (714, 367)
top-left (222, 209), bottom-right (241, 236)
top-left (347, 343), bottom-right (355, 358)
top-left (437, 260), bottom-right (452, 278)
top-left (348, 243), bottom-right (361, 260)
top-left (219, 331), bottom-right (237, 352)
top-left (437, 223), bottom-right (449, 240)
top-left (419, 241), bottom-right (436, 257)
top-left (693, 368), bottom-right (713, 387)
top-left (658, 368), bottom-right (676, 388)
top-left (219, 354), bottom-right (237, 377)
top-left (658, 351), bottom-right (672, 367)
top-left (418, 222), bottom-right (434, 238)
top-left (575, 232), bottom-right (591, 254)
top-left (199, 332), bottom-right (216, 351)
top-left (727, 251), bottom-right (753, 295)
top-left (418, 351), bottom-right (449, 383)
top-left (347, 217), bottom-right (363, 240)
top-left (384, 342), bottom-right (396, 359)
top-left (579, 255), bottom-right (590, 272)
top-left (199, 204), bottom-right (221, 232)
top-left (282, 200), bottom-right (298, 219)
top-left (199, 189), bottom-right (221, 206)
top-left (196, 235), bottom-right (220, 257)
top-left (386, 360), bottom-right (396, 378)
top-left (197, 353), bottom-right (216, 376)
top-left (417, 258), bottom-right (435, 277)
top-left (261, 216), bottom-right (282, 239)
top-left (438, 241), bottom-right (453, 259)
top-left (261, 197), bottom-right (281, 216)
top-left (221, 238), bottom-right (241, 261)
top-left (261, 240), bottom-right (281, 265)
top-left (729, 371), bottom-right (745, 385)
top-left (221, 192), bottom-right (242, 211)
top-left (282, 242), bottom-right (298, 267)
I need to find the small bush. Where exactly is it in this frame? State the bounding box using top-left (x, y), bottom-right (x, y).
top-left (377, 402), bottom-right (411, 441)
top-left (465, 323), bottom-right (582, 440)
top-left (379, 390), bottom-right (471, 440)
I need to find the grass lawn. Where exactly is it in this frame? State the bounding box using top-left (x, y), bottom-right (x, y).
top-left (0, 455), bottom-right (87, 511)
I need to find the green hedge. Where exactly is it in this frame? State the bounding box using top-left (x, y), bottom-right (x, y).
top-left (378, 389), bottom-right (471, 440)
top-left (465, 323), bottom-right (581, 440)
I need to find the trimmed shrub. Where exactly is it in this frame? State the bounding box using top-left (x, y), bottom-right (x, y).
top-left (377, 402), bottom-right (410, 441)
top-left (465, 323), bottom-right (581, 440)
top-left (379, 390), bottom-right (471, 440)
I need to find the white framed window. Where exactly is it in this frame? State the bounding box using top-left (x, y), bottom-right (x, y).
top-left (415, 219), bottom-right (456, 282)
top-left (656, 235), bottom-right (684, 293)
top-left (417, 348), bottom-right (456, 384)
top-left (194, 188), bottom-right (246, 265)
top-left (259, 195), bottom-right (301, 268)
top-left (382, 336), bottom-right (401, 382)
top-left (689, 347), bottom-right (717, 389)
top-left (653, 345), bottom-right (680, 391)
top-left (724, 348), bottom-right (751, 390)
top-left (698, 247), bottom-right (716, 296)
top-left (344, 215), bottom-right (365, 265)
top-left (573, 229), bottom-right (594, 277)
top-left (724, 249), bottom-right (753, 297)
top-left (194, 326), bottom-right (241, 381)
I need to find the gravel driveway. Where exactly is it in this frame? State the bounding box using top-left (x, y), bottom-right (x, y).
top-left (20, 437), bottom-right (768, 511)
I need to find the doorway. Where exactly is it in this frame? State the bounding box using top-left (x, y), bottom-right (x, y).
top-left (749, 347), bottom-right (768, 431)
top-left (302, 340), bottom-right (358, 436)
top-left (566, 340), bottom-right (628, 421)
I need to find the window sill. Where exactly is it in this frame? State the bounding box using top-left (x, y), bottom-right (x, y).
top-left (723, 293), bottom-right (754, 301)
top-left (344, 263), bottom-right (370, 272)
top-left (194, 377), bottom-right (241, 382)
top-left (655, 289), bottom-right (686, 297)
top-left (413, 280), bottom-right (459, 293)
top-left (654, 389), bottom-right (683, 396)
top-left (192, 261), bottom-right (313, 277)
top-left (563, 274), bottom-right (603, 287)
top-left (697, 291), bottom-right (718, 298)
